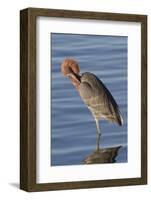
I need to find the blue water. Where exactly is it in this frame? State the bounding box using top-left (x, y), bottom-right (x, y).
top-left (51, 33), bottom-right (128, 166)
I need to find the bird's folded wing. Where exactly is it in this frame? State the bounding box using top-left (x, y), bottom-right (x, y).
top-left (79, 78), bottom-right (123, 125)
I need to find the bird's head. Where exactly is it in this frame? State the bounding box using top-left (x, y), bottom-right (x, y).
top-left (61, 58), bottom-right (81, 90)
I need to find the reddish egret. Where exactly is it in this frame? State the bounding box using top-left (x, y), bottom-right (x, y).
top-left (61, 58), bottom-right (123, 150)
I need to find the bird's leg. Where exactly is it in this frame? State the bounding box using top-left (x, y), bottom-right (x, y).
top-left (95, 119), bottom-right (101, 150)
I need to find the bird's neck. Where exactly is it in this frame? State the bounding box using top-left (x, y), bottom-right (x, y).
top-left (69, 77), bottom-right (80, 90)
top-left (68, 73), bottom-right (81, 91)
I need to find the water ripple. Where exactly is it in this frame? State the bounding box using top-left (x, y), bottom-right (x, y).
top-left (51, 33), bottom-right (128, 166)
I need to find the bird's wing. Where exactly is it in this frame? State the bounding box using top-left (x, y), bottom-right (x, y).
top-left (79, 73), bottom-right (123, 125)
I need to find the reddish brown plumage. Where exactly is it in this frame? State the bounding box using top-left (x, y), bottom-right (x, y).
top-left (61, 58), bottom-right (80, 76)
top-left (61, 58), bottom-right (81, 90)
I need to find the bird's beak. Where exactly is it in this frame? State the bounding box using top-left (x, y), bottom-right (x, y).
top-left (66, 73), bottom-right (81, 90)
top-left (67, 73), bottom-right (81, 84)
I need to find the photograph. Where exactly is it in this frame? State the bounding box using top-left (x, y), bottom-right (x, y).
top-left (51, 33), bottom-right (128, 166)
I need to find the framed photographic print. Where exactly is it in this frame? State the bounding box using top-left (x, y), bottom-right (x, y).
top-left (20, 8), bottom-right (147, 192)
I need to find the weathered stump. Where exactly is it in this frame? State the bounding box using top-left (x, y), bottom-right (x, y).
top-left (83, 146), bottom-right (121, 164)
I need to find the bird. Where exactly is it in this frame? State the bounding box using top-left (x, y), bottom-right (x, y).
top-left (61, 58), bottom-right (123, 150)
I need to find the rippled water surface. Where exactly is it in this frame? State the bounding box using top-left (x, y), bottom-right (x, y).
top-left (51, 33), bottom-right (128, 166)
